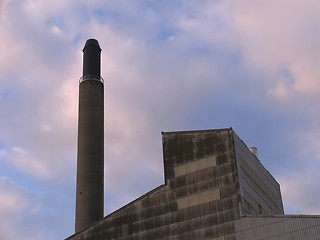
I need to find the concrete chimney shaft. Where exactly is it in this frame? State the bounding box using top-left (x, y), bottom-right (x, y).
top-left (75, 39), bottom-right (104, 232)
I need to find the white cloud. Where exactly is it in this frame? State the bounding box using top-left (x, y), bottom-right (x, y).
top-left (267, 77), bottom-right (292, 103)
top-left (0, 0), bottom-right (11, 17)
top-left (278, 170), bottom-right (320, 214)
top-left (30, 203), bottom-right (44, 214)
top-left (0, 176), bottom-right (69, 240)
top-left (7, 147), bottom-right (52, 180)
top-left (0, 149), bottom-right (7, 158)
top-left (0, 176), bottom-right (31, 213)
top-left (0, 176), bottom-right (37, 239)
top-left (231, 0), bottom-right (320, 98)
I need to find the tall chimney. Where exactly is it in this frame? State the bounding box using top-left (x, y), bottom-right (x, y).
top-left (75, 39), bottom-right (104, 232)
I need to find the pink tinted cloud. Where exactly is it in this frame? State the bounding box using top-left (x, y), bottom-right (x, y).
top-left (232, 0), bottom-right (320, 98)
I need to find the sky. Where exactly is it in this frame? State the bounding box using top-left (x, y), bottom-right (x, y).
top-left (0, 0), bottom-right (320, 239)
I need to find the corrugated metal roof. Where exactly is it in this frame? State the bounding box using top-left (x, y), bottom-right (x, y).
top-left (235, 215), bottom-right (320, 240)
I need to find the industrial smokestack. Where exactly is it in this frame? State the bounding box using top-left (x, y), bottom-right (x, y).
top-left (75, 39), bottom-right (104, 232)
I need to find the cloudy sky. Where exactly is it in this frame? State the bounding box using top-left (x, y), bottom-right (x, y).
top-left (1, 0), bottom-right (320, 239)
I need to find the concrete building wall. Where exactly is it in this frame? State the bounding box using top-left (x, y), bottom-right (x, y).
top-left (235, 215), bottom-right (320, 240)
top-left (67, 129), bottom-right (241, 239)
top-left (162, 129), bottom-right (241, 239)
top-left (232, 132), bottom-right (283, 215)
top-left (67, 128), bottom-right (296, 240)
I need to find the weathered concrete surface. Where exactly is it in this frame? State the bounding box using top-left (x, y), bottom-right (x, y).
top-left (67, 127), bottom-right (319, 239)
top-left (69, 129), bottom-right (241, 239)
top-left (75, 39), bottom-right (104, 232)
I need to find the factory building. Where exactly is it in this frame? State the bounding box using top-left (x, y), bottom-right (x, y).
top-left (66, 39), bottom-right (320, 239)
